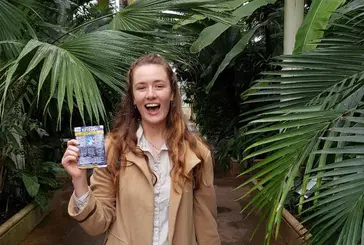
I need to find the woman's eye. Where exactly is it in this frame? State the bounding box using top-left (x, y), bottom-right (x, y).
top-left (156, 84), bottom-right (164, 89)
top-left (137, 86), bottom-right (146, 90)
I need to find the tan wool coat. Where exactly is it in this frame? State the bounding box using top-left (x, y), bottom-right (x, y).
top-left (68, 144), bottom-right (221, 245)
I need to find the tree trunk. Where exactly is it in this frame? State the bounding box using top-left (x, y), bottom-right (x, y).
top-left (284, 0), bottom-right (304, 55)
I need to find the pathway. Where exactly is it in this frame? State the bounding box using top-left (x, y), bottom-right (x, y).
top-left (19, 175), bottom-right (287, 245)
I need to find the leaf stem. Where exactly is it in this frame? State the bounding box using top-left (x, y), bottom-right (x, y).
top-left (51, 13), bottom-right (116, 44)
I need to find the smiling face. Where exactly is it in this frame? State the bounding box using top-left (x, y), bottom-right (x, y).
top-left (132, 64), bottom-right (173, 127)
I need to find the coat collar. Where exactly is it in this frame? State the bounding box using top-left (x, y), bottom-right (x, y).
top-left (124, 144), bottom-right (200, 186)
top-left (125, 144), bottom-right (201, 245)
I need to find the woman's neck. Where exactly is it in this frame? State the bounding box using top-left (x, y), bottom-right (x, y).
top-left (141, 121), bottom-right (167, 144)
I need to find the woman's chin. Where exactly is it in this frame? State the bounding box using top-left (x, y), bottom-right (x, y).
top-left (141, 116), bottom-right (167, 127)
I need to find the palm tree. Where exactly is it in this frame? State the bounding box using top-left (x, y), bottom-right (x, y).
top-left (0, 0), bottom-right (235, 210)
top-left (239, 1), bottom-right (364, 244)
top-left (0, 0), bottom-right (233, 127)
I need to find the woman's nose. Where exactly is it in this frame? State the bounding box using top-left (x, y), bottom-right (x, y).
top-left (146, 86), bottom-right (156, 98)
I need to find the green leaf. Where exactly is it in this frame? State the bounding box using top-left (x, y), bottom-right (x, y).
top-left (329, 127), bottom-right (364, 134)
top-left (313, 167), bottom-right (364, 179)
top-left (330, 0), bottom-right (364, 23)
top-left (306, 204), bottom-right (349, 229)
top-left (174, 14), bottom-right (206, 29)
top-left (12, 125), bottom-right (27, 137)
top-left (245, 117), bottom-right (329, 134)
top-left (261, 105), bottom-right (322, 115)
top-left (238, 4), bottom-right (364, 244)
top-left (361, 212), bottom-right (364, 245)
top-left (293, 0), bottom-right (346, 54)
top-left (243, 135), bottom-right (311, 160)
top-left (44, 162), bottom-right (67, 174)
top-left (6, 131), bottom-right (21, 150)
top-left (313, 146), bottom-right (364, 154)
top-left (321, 173), bottom-right (364, 189)
top-left (0, 0), bottom-right (35, 59)
top-left (250, 111), bottom-right (339, 123)
top-left (1, 40), bottom-right (42, 107)
top-left (320, 136), bottom-right (364, 143)
top-left (346, 199), bottom-right (363, 245)
top-left (35, 192), bottom-right (50, 212)
top-left (206, 24), bottom-right (261, 92)
top-left (344, 116), bottom-right (364, 124)
top-left (190, 0), bottom-right (277, 53)
top-left (212, 0), bottom-right (248, 11)
top-left (245, 124), bottom-right (325, 151)
top-left (302, 194), bottom-right (353, 215)
top-left (304, 186), bottom-right (363, 205)
top-left (22, 174), bottom-right (40, 197)
top-left (190, 22), bottom-right (230, 53)
top-left (2, 30), bottom-right (187, 127)
top-left (38, 177), bottom-right (60, 189)
top-left (310, 158), bottom-right (364, 172)
top-left (110, 0), bottom-right (235, 32)
top-left (236, 159), bottom-right (289, 194)
top-left (239, 147), bottom-right (297, 176)
top-left (313, 215), bottom-right (346, 245)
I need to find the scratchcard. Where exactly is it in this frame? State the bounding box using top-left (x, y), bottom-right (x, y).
top-left (74, 125), bottom-right (107, 168)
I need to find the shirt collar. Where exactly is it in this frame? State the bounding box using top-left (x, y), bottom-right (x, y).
top-left (136, 124), bottom-right (168, 151)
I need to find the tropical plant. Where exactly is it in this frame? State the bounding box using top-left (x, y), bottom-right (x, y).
top-left (214, 126), bottom-right (245, 169)
top-left (237, 1), bottom-right (364, 244)
top-left (293, 0), bottom-right (346, 54)
top-left (0, 107), bottom-right (65, 212)
top-left (0, 0), bottom-right (238, 219)
top-left (189, 0), bottom-right (282, 92)
top-left (182, 0), bottom-right (283, 171)
top-left (1, 0), bottom-right (236, 127)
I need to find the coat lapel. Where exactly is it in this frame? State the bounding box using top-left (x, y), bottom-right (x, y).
top-left (125, 151), bottom-right (153, 187)
top-left (126, 147), bottom-right (201, 245)
top-left (168, 147), bottom-right (201, 245)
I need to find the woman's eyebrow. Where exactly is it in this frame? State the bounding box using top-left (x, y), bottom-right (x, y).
top-left (153, 79), bottom-right (167, 83)
top-left (133, 80), bottom-right (167, 86)
top-left (134, 81), bottom-right (147, 86)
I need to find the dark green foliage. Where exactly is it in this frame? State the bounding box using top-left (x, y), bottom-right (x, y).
top-left (0, 0), bottom-right (238, 220)
top-left (240, 2), bottom-right (364, 244)
top-left (183, 1), bottom-right (283, 169)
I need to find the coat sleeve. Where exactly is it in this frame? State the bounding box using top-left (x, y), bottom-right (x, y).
top-left (68, 167), bottom-right (116, 236)
top-left (194, 150), bottom-right (221, 245)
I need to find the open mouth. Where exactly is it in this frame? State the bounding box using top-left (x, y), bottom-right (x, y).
top-left (145, 103), bottom-right (160, 112)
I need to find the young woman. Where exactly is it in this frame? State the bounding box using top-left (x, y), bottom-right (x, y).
top-left (62, 54), bottom-right (220, 245)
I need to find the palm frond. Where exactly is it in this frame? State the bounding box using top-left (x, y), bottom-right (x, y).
top-left (1, 30), bottom-right (188, 127)
top-left (239, 5), bottom-right (364, 245)
top-left (293, 0), bottom-right (346, 54)
top-left (190, 0), bottom-right (278, 54)
top-left (110, 0), bottom-right (235, 32)
top-left (0, 0), bottom-right (35, 59)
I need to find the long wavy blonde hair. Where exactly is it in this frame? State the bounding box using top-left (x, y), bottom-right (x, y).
top-left (106, 54), bottom-right (208, 191)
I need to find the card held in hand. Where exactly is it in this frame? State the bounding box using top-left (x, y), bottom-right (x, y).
top-left (74, 125), bottom-right (107, 168)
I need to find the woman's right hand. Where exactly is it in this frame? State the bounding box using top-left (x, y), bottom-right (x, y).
top-left (62, 140), bottom-right (89, 197)
top-left (61, 139), bottom-right (86, 180)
